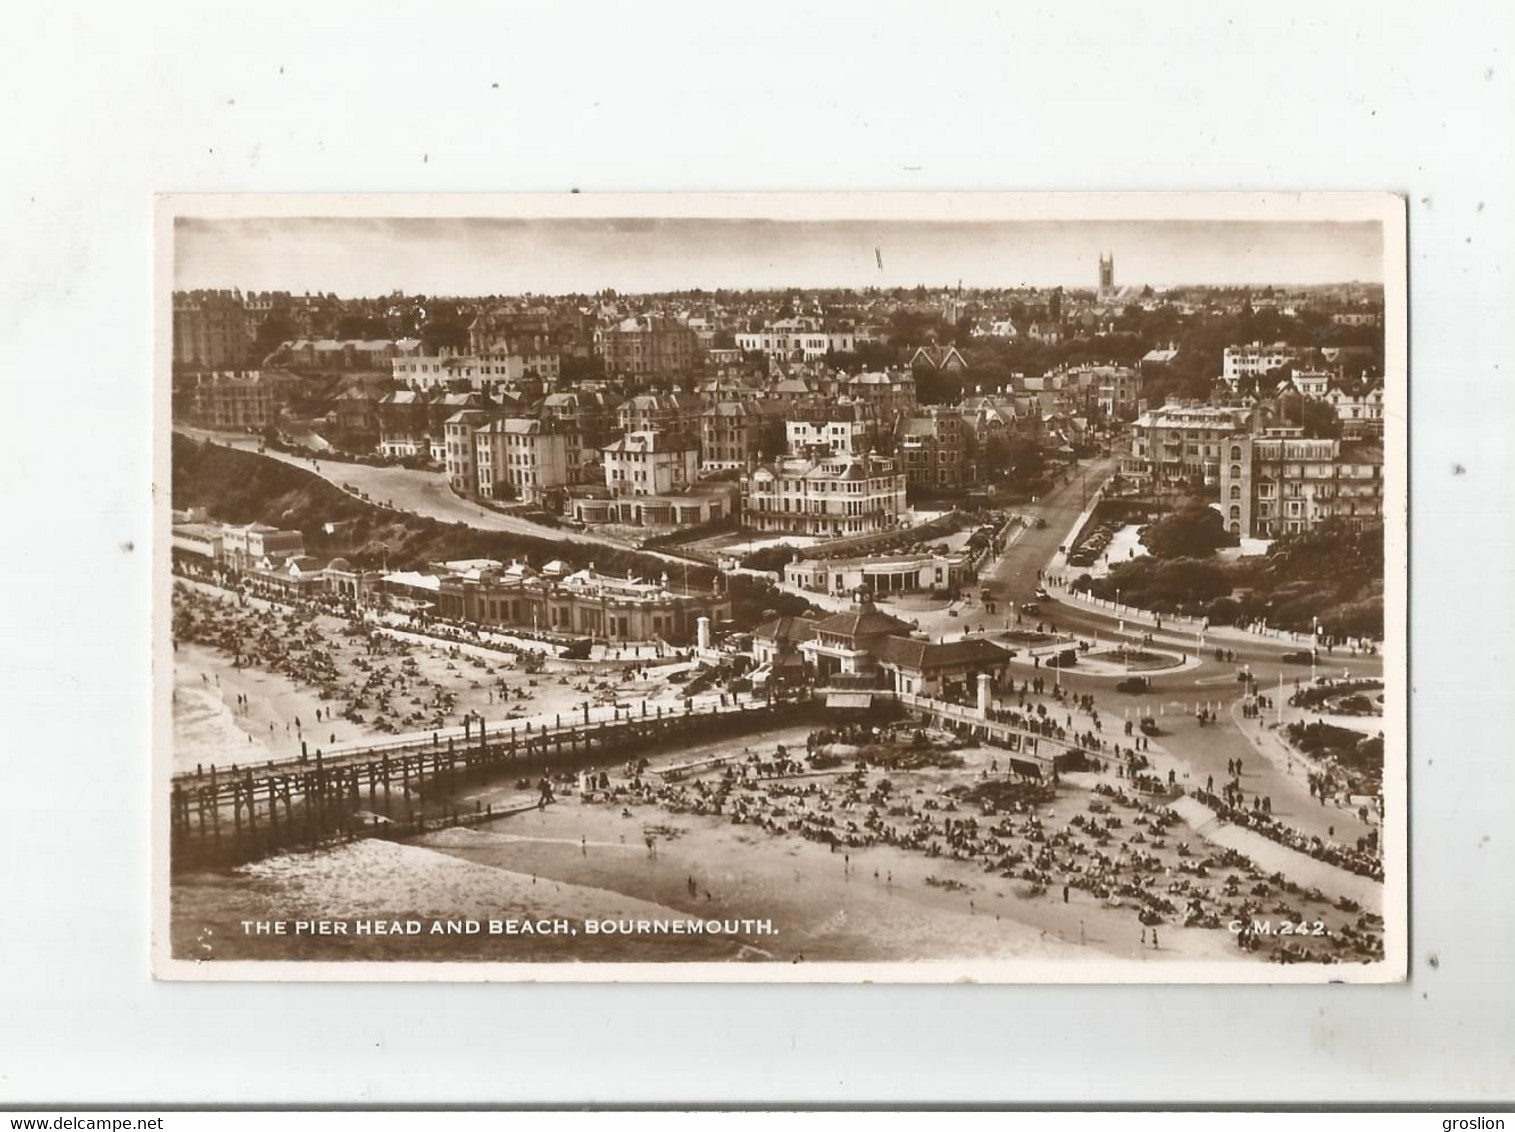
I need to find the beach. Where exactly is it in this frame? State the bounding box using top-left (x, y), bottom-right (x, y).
top-left (173, 719), bottom-right (1382, 965)
top-left (170, 579), bottom-right (701, 773)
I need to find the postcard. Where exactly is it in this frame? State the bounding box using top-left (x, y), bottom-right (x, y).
top-left (154, 192), bottom-right (1406, 982)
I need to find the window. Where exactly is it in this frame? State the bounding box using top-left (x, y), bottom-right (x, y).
top-left (1230, 445), bottom-right (1242, 461)
top-left (1229, 464), bottom-right (1241, 480)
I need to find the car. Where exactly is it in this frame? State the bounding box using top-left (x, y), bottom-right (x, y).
top-left (1021, 602), bottom-right (1040, 615)
top-left (1035, 587), bottom-right (1052, 600)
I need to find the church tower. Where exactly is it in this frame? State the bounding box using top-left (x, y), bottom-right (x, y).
top-left (1098, 252), bottom-right (1115, 298)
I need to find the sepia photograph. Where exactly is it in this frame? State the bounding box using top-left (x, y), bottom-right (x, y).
top-left (154, 193), bottom-right (1407, 982)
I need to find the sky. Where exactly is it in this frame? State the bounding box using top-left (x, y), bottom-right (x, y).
top-left (174, 216), bottom-right (1383, 297)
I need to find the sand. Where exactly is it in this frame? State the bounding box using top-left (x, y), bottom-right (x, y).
top-left (168, 580), bottom-right (1383, 967)
top-left (174, 838), bottom-right (737, 963)
top-left (173, 723), bottom-right (1341, 965)
top-left (171, 579), bottom-right (703, 773)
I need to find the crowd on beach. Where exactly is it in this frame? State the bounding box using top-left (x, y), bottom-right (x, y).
top-left (176, 585), bottom-right (481, 737)
top-left (174, 579), bottom-right (714, 768)
top-left (1190, 786), bottom-right (1383, 881)
top-left (570, 722), bottom-right (1384, 964)
top-left (173, 582), bottom-right (593, 744)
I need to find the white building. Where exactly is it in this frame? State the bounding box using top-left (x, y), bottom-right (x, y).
top-left (735, 317), bottom-right (855, 360)
top-left (393, 351), bottom-right (559, 390)
top-left (785, 417), bottom-right (871, 456)
top-left (784, 550), bottom-right (971, 597)
top-left (602, 430), bottom-right (700, 497)
top-left (1289, 370), bottom-right (1333, 398)
top-left (1125, 402), bottom-right (1253, 486)
top-left (1222, 343), bottom-right (1303, 385)
top-left (474, 418), bottom-right (571, 504)
top-left (1323, 384), bottom-right (1386, 437)
top-left (1221, 429), bottom-right (1385, 537)
top-left (745, 451), bottom-right (907, 538)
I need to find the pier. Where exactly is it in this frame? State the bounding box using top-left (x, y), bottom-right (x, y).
top-left (169, 695), bottom-right (810, 867)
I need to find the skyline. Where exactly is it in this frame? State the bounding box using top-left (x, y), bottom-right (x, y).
top-left (174, 217), bottom-right (1385, 299)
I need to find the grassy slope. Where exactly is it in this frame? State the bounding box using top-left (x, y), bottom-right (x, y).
top-left (171, 434), bottom-right (716, 585)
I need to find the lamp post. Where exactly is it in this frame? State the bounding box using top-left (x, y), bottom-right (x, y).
top-left (1116, 589), bottom-right (1124, 658)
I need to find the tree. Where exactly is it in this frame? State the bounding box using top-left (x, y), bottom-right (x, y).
top-left (253, 311), bottom-right (296, 360)
top-left (336, 313), bottom-right (388, 339)
top-left (1004, 437), bottom-right (1045, 489)
top-left (1141, 505), bottom-right (1238, 558)
top-left (1274, 393), bottom-right (1342, 438)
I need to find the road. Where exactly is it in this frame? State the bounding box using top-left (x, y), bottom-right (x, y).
top-left (978, 455), bottom-right (1383, 845)
top-left (981, 455), bottom-right (1119, 605)
top-left (176, 429), bottom-right (699, 566)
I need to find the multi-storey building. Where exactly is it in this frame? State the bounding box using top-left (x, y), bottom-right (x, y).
top-left (393, 350), bottom-right (559, 389)
top-left (617, 393), bottom-right (699, 437)
top-left (1222, 342), bottom-right (1304, 385)
top-left (1323, 383), bottom-right (1386, 438)
top-left (277, 338), bottom-right (415, 371)
top-left (443, 409), bottom-right (493, 496)
top-left (602, 430), bottom-right (700, 497)
top-left (1081, 364), bottom-right (1143, 419)
top-left (181, 370), bottom-right (279, 430)
top-left (785, 415), bottom-right (873, 457)
top-left (377, 391), bottom-right (484, 461)
top-left (467, 312), bottom-right (556, 360)
top-left (735, 317), bottom-right (856, 360)
top-left (1124, 402), bottom-right (1253, 486)
top-left (173, 290), bottom-right (248, 369)
top-left (1288, 370), bottom-right (1334, 398)
top-left (745, 451), bottom-right (907, 538)
top-left (332, 384), bottom-right (382, 439)
top-left (834, 370), bottom-right (917, 420)
top-left (474, 418), bottom-right (571, 504)
top-left (955, 395), bottom-right (1034, 444)
top-left (1220, 428), bottom-right (1384, 537)
top-left (216, 522), bottom-right (306, 570)
top-left (898, 408), bottom-right (967, 489)
top-left (698, 400), bottom-right (784, 472)
top-left (378, 390), bottom-right (432, 458)
top-left (539, 390), bottom-right (612, 452)
top-left (600, 316), bottom-right (699, 378)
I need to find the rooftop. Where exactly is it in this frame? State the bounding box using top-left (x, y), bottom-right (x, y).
top-left (875, 635), bottom-right (1013, 671)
